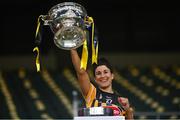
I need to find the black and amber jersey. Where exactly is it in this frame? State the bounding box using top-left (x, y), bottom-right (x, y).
top-left (84, 83), bottom-right (126, 115)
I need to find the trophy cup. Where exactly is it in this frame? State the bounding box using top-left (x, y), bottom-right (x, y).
top-left (34, 2), bottom-right (98, 72)
top-left (39, 2), bottom-right (89, 50)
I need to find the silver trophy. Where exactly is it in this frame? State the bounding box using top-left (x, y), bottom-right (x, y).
top-left (40, 2), bottom-right (90, 50)
top-left (34, 2), bottom-right (97, 72)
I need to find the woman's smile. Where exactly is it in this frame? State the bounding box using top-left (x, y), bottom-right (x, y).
top-left (95, 65), bottom-right (114, 90)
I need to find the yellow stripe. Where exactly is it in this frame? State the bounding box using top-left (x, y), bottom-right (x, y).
top-left (101, 102), bottom-right (107, 107)
top-left (85, 84), bottom-right (96, 108)
top-left (94, 100), bottom-right (98, 107)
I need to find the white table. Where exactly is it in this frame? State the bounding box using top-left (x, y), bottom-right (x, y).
top-left (74, 116), bottom-right (125, 120)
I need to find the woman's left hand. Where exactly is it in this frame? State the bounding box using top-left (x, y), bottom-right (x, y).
top-left (118, 97), bottom-right (134, 119)
top-left (118, 97), bottom-right (130, 111)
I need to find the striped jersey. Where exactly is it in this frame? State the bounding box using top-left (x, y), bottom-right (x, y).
top-left (84, 83), bottom-right (126, 116)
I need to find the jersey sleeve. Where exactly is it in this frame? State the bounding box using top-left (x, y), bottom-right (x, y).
top-left (84, 83), bottom-right (96, 108)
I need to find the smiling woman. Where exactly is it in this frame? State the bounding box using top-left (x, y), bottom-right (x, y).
top-left (70, 49), bottom-right (134, 119)
top-left (93, 58), bottom-right (114, 92)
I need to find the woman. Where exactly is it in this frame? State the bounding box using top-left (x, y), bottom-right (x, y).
top-left (70, 49), bottom-right (134, 119)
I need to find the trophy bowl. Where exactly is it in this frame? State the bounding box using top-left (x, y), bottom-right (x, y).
top-left (44, 2), bottom-right (88, 50)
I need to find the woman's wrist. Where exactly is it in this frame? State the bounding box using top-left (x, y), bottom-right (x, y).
top-left (126, 107), bottom-right (133, 112)
top-left (125, 107), bottom-right (134, 119)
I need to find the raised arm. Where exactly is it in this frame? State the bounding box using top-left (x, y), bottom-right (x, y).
top-left (70, 49), bottom-right (91, 97)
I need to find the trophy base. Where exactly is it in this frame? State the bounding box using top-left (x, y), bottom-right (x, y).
top-left (78, 107), bottom-right (113, 116)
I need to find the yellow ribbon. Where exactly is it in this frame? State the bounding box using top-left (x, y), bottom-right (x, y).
top-left (90, 18), bottom-right (96, 64)
top-left (35, 15), bottom-right (42, 38)
top-left (95, 41), bottom-right (99, 63)
top-left (33, 15), bottom-right (42, 72)
top-left (88, 17), bottom-right (98, 64)
top-left (87, 16), bottom-right (98, 64)
top-left (80, 16), bottom-right (99, 69)
top-left (33, 47), bottom-right (40, 72)
top-left (80, 39), bottom-right (88, 70)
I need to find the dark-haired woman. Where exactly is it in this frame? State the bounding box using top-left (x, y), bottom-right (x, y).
top-left (70, 49), bottom-right (134, 119)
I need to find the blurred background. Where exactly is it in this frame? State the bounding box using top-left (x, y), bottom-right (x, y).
top-left (0, 0), bottom-right (179, 119)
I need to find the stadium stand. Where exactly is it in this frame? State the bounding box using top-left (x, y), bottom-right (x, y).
top-left (0, 64), bottom-right (179, 119)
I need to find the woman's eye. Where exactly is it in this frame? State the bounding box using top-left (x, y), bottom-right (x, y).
top-left (96, 72), bottom-right (101, 76)
top-left (104, 70), bottom-right (109, 74)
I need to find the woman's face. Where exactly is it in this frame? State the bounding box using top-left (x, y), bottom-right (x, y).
top-left (95, 65), bottom-right (114, 89)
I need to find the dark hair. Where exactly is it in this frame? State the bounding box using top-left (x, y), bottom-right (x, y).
top-left (92, 57), bottom-right (113, 76)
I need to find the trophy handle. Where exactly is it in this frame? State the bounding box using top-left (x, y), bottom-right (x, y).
top-left (40, 15), bottom-right (53, 26)
top-left (85, 21), bottom-right (91, 29)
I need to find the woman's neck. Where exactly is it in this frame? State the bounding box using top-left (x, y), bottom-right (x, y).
top-left (99, 86), bottom-right (113, 94)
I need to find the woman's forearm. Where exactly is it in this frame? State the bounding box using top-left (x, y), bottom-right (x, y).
top-left (70, 49), bottom-right (90, 96)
